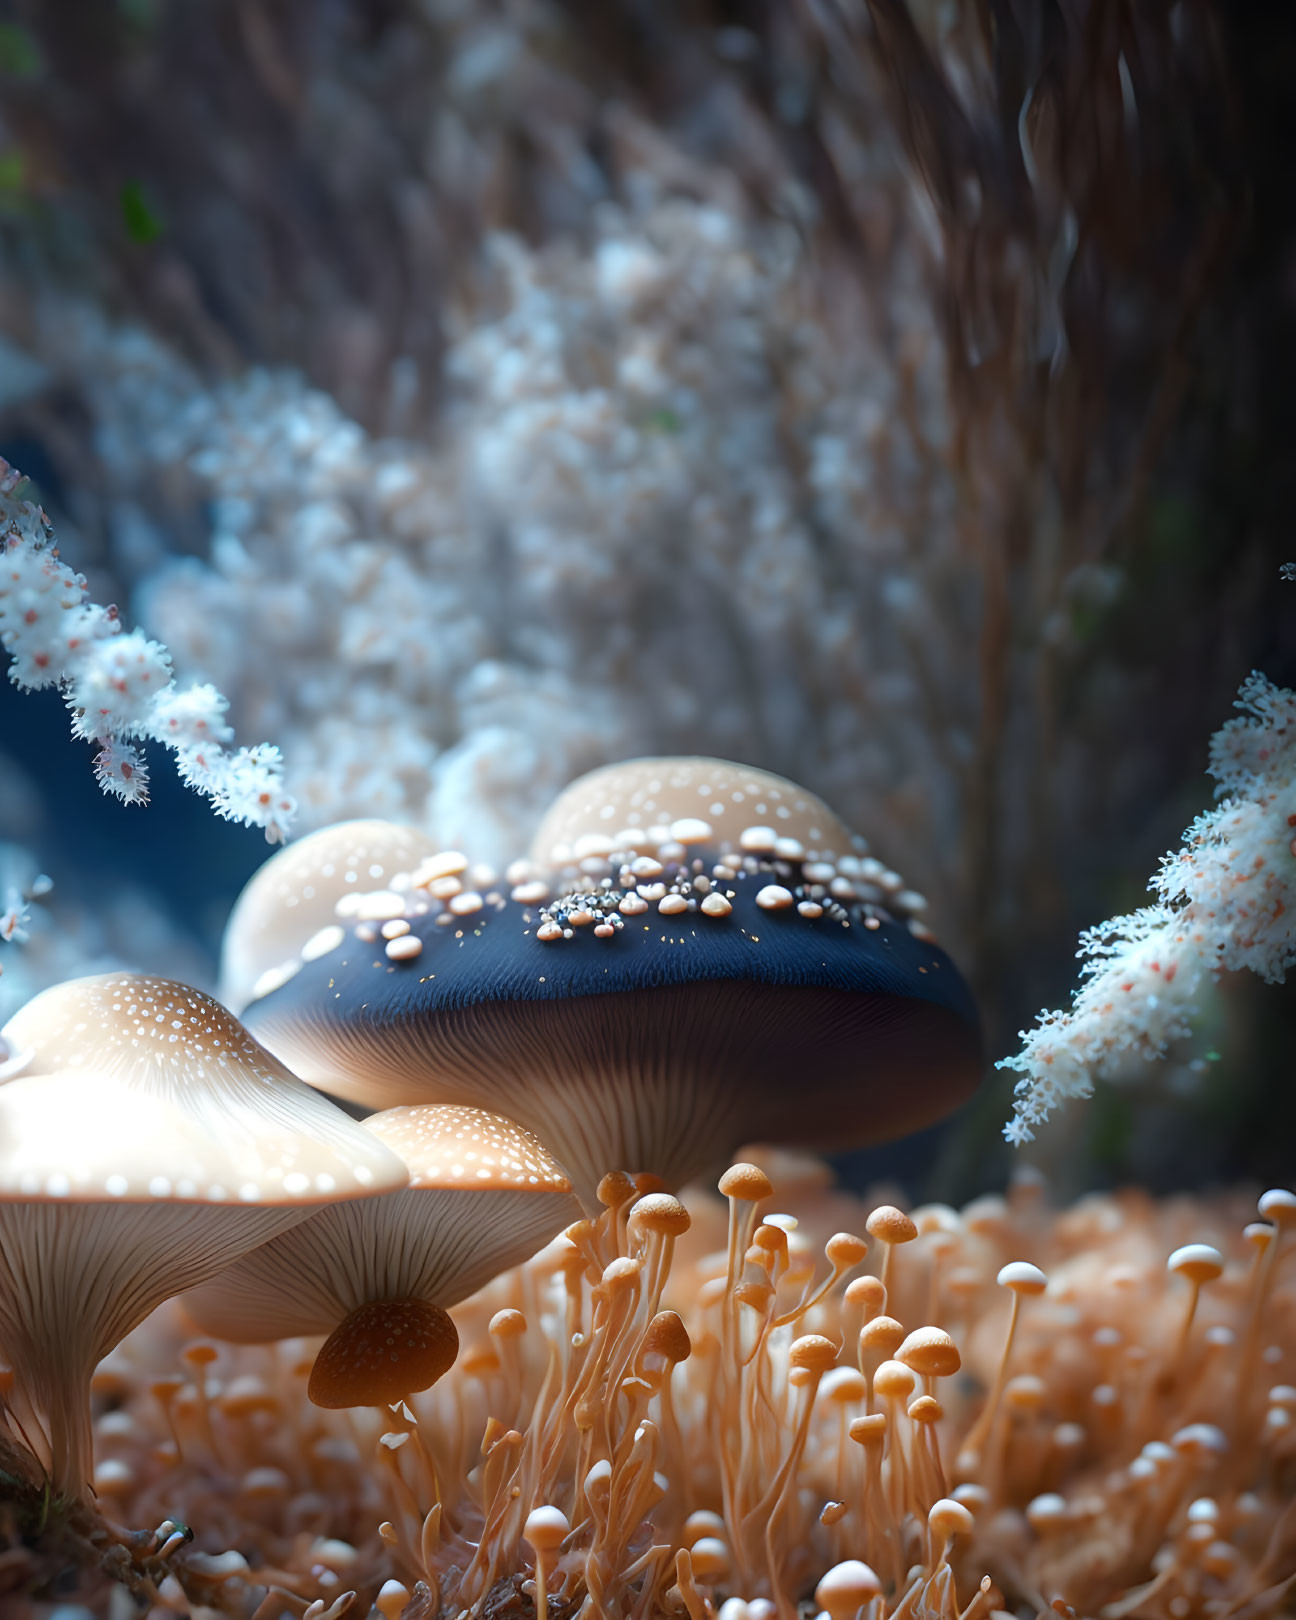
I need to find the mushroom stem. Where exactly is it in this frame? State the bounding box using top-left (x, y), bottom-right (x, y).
top-left (957, 1291), bottom-right (1022, 1471)
top-left (46, 1371), bottom-right (95, 1505)
top-left (1234, 1195), bottom-right (1294, 1426)
top-left (2, 1340), bottom-right (97, 1501)
top-left (955, 1262), bottom-right (1045, 1475)
top-left (1174, 1279), bottom-right (1204, 1361)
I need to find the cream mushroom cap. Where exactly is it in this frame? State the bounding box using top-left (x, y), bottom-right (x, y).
top-left (183, 1105), bottom-right (578, 1407)
top-left (529, 757), bottom-right (859, 868)
top-left (218, 819), bottom-right (440, 1012)
top-left (0, 1069), bottom-right (285, 1204)
top-left (1, 974), bottom-right (408, 1201)
top-left (0, 1049), bottom-right (403, 1499)
top-left (0, 1068), bottom-right (249, 1203)
top-left (366, 1103), bottom-right (575, 1197)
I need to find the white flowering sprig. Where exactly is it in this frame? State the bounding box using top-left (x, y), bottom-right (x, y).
top-left (0, 459), bottom-right (295, 840)
top-left (1001, 665), bottom-right (1296, 1143)
top-left (0, 849), bottom-right (52, 1077)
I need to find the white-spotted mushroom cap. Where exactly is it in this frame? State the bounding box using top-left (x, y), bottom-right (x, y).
top-left (218, 819), bottom-right (440, 1012)
top-left (183, 1104), bottom-right (578, 1408)
top-left (0, 1048), bottom-right (401, 1498)
top-left (240, 757), bottom-right (981, 1209)
top-left (1, 974), bottom-right (407, 1202)
top-left (529, 758), bottom-right (861, 869)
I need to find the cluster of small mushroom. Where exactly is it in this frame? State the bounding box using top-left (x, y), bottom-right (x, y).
top-left (9, 1159), bottom-right (1292, 1620)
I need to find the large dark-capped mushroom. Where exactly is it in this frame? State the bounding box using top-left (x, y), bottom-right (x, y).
top-left (234, 759), bottom-right (982, 1207)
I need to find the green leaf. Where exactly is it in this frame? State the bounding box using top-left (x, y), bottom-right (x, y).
top-left (120, 179), bottom-right (164, 245)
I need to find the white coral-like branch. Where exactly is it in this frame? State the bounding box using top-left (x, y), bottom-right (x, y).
top-left (0, 459), bottom-right (294, 840)
top-left (1001, 668), bottom-right (1296, 1142)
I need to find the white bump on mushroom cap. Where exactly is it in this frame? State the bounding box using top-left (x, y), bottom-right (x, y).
top-left (411, 851), bottom-right (469, 884)
top-left (218, 820), bottom-right (439, 1012)
top-left (364, 1104), bottom-right (573, 1194)
top-left (351, 890), bottom-right (408, 922)
top-left (1, 976), bottom-right (408, 1203)
top-left (302, 924), bottom-right (346, 962)
top-left (740, 826), bottom-right (778, 853)
top-left (527, 758), bottom-right (857, 867)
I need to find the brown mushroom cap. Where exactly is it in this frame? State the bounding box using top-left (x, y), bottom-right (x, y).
top-left (218, 819), bottom-right (440, 1012)
top-left (183, 1105), bottom-right (577, 1404)
top-left (239, 758), bottom-right (981, 1208)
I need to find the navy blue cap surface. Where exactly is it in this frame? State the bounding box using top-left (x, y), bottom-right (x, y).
top-left (244, 846), bottom-right (981, 1204)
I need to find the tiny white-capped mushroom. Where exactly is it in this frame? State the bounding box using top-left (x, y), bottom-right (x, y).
top-left (1167, 1244), bottom-right (1225, 1284)
top-left (815, 1559), bottom-right (882, 1620)
top-left (524, 1504), bottom-right (570, 1620)
top-left (998, 1260), bottom-right (1048, 1294)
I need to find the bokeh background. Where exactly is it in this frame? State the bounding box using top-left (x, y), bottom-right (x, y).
top-left (1, 0), bottom-right (1293, 1200)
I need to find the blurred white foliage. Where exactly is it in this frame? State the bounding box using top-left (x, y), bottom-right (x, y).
top-left (1001, 669), bottom-right (1296, 1143)
top-left (0, 461), bottom-right (295, 839)
top-left (36, 199), bottom-right (966, 877)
